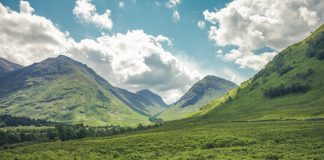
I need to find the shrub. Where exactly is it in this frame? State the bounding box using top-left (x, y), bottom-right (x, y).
top-left (306, 32), bottom-right (324, 60)
top-left (265, 154), bottom-right (282, 160)
top-left (203, 137), bottom-right (256, 149)
top-left (264, 83), bottom-right (310, 98)
top-left (277, 65), bottom-right (293, 76)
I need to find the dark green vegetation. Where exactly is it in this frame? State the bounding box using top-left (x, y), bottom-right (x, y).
top-left (158, 75), bottom-right (237, 120)
top-left (0, 120), bottom-right (323, 159)
top-left (307, 30), bottom-right (324, 59)
top-left (198, 24), bottom-right (324, 121)
top-left (0, 58), bottom-right (22, 76)
top-left (0, 56), bottom-right (169, 126)
top-left (0, 114), bottom-right (55, 127)
top-left (0, 115), bottom-right (161, 149)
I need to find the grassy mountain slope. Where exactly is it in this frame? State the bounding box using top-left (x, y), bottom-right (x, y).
top-left (0, 58), bottom-right (23, 76)
top-left (157, 75), bottom-right (237, 121)
top-left (197, 24), bottom-right (324, 121)
top-left (0, 56), bottom-right (149, 126)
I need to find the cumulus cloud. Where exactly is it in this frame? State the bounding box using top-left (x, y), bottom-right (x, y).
top-left (204, 0), bottom-right (324, 70)
top-left (165, 0), bottom-right (181, 8)
top-left (19, 0), bottom-right (34, 14)
top-left (172, 10), bottom-right (180, 22)
top-left (0, 0), bottom-right (70, 65)
top-left (0, 1), bottom-right (203, 103)
top-left (73, 0), bottom-right (113, 30)
top-left (217, 49), bottom-right (277, 71)
top-left (68, 30), bottom-right (202, 103)
top-left (197, 20), bottom-right (205, 29)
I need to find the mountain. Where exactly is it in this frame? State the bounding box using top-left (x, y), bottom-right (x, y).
top-left (110, 88), bottom-right (168, 116)
top-left (157, 75), bottom-right (237, 121)
top-left (135, 89), bottom-right (168, 113)
top-left (136, 89), bottom-right (168, 108)
top-left (0, 58), bottom-right (23, 76)
top-left (0, 55), bottom-right (151, 126)
top-left (198, 24), bottom-right (324, 121)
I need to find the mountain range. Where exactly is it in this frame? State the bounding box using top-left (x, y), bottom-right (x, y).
top-left (0, 56), bottom-right (170, 126)
top-left (2, 25), bottom-right (322, 127)
top-left (0, 55), bottom-right (234, 126)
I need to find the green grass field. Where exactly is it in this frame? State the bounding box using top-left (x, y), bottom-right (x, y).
top-left (1, 120), bottom-right (323, 160)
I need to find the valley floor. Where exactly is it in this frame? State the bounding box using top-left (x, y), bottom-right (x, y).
top-left (1, 120), bottom-right (323, 160)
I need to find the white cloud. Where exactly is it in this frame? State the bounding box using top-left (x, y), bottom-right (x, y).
top-left (299, 7), bottom-right (319, 26)
top-left (203, 10), bottom-right (217, 24)
top-left (19, 0), bottom-right (34, 14)
top-left (172, 10), bottom-right (180, 22)
top-left (0, 1), bottom-right (204, 103)
top-left (119, 2), bottom-right (125, 8)
top-left (166, 0), bottom-right (181, 8)
top-left (73, 0), bottom-right (113, 30)
top-left (234, 51), bottom-right (277, 71)
top-left (0, 0), bottom-right (70, 65)
top-left (68, 30), bottom-right (202, 103)
top-left (204, 0), bottom-right (324, 70)
top-left (223, 49), bottom-right (242, 62)
top-left (217, 49), bottom-right (277, 71)
top-left (197, 20), bottom-right (205, 29)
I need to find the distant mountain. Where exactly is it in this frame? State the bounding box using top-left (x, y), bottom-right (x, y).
top-left (0, 58), bottom-right (23, 76)
top-left (136, 89), bottom-right (168, 108)
top-left (198, 24), bottom-right (324, 121)
top-left (111, 88), bottom-right (168, 116)
top-left (157, 75), bottom-right (237, 120)
top-left (0, 55), bottom-right (153, 126)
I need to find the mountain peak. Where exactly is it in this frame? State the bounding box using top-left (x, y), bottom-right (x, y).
top-left (0, 57), bottom-right (23, 75)
top-left (157, 75), bottom-right (237, 120)
top-left (176, 75), bottom-right (237, 108)
top-left (201, 75), bottom-right (236, 85)
top-left (136, 89), bottom-right (168, 108)
top-left (136, 89), bottom-right (154, 95)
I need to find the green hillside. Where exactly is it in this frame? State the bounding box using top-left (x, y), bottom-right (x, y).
top-left (0, 56), bottom-right (150, 126)
top-left (157, 75), bottom-right (237, 121)
top-left (196, 24), bottom-right (324, 121)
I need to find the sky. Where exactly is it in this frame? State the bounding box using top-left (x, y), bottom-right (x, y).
top-left (0, 0), bottom-right (323, 103)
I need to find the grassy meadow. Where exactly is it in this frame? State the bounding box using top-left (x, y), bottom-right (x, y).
top-left (1, 119), bottom-right (323, 160)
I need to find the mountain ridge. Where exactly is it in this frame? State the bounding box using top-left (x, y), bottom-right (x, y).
top-left (0, 57), bottom-right (23, 76)
top-left (0, 55), bottom-right (167, 126)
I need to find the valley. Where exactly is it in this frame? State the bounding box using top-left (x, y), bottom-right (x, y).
top-left (0, 0), bottom-right (323, 159)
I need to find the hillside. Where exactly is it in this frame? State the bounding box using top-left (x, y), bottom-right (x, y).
top-left (0, 55), bottom-right (151, 126)
top-left (157, 75), bottom-right (237, 121)
top-left (198, 24), bottom-right (324, 121)
top-left (0, 58), bottom-right (23, 76)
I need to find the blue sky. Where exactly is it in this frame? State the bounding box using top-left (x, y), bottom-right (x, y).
top-left (0, 0), bottom-right (322, 103)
